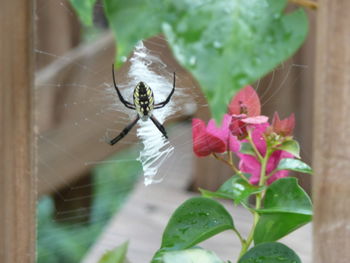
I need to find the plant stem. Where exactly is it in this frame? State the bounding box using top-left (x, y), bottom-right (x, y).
top-left (238, 151), bottom-right (269, 258)
top-left (289, 0), bottom-right (318, 9)
top-left (233, 228), bottom-right (246, 247)
top-left (228, 150), bottom-right (233, 166)
top-left (212, 153), bottom-right (250, 183)
top-left (247, 130), bottom-right (263, 161)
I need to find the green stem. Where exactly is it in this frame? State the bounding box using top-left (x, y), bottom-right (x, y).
top-left (212, 153), bottom-right (250, 183)
top-left (238, 150), bottom-right (270, 258)
top-left (247, 130), bottom-right (263, 161)
top-left (233, 228), bottom-right (246, 248)
top-left (266, 168), bottom-right (277, 180)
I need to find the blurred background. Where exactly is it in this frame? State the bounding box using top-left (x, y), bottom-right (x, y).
top-left (35, 1), bottom-right (314, 262)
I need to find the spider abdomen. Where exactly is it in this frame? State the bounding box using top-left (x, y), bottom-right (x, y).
top-left (133, 81), bottom-right (154, 120)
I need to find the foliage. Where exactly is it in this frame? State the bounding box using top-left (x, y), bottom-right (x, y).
top-left (159, 197), bottom-right (234, 251)
top-left (69, 0), bottom-right (97, 26)
top-left (238, 242), bottom-right (301, 263)
top-left (254, 178), bottom-right (312, 244)
top-left (70, 0), bottom-right (308, 123)
top-left (200, 176), bottom-right (265, 205)
top-left (98, 242), bottom-right (129, 263)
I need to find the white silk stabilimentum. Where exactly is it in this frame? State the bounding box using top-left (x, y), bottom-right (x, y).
top-left (128, 41), bottom-right (178, 185)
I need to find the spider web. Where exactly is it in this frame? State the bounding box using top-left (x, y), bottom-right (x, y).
top-left (108, 41), bottom-right (193, 185)
top-left (34, 1), bottom-right (313, 262)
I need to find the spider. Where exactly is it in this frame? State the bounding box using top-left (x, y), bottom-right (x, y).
top-left (108, 64), bottom-right (175, 145)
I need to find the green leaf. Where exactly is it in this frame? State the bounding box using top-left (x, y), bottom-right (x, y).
top-left (238, 242), bottom-right (301, 263)
top-left (69, 0), bottom-right (97, 26)
top-left (277, 158), bottom-right (313, 174)
top-left (200, 176), bottom-right (264, 205)
top-left (103, 0), bottom-right (165, 65)
top-left (160, 197), bottom-right (234, 251)
top-left (276, 140), bottom-right (300, 158)
top-left (254, 178), bottom-right (312, 244)
top-left (102, 1), bottom-right (308, 121)
top-left (240, 143), bottom-right (256, 156)
top-left (163, 0), bottom-right (308, 122)
top-left (98, 241), bottom-right (128, 263)
top-left (153, 248), bottom-right (224, 263)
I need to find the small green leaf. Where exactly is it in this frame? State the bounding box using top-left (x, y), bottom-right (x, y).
top-left (200, 188), bottom-right (233, 200)
top-left (153, 248), bottom-right (224, 263)
top-left (69, 0), bottom-right (97, 26)
top-left (254, 178), bottom-right (312, 244)
top-left (240, 143), bottom-right (256, 156)
top-left (98, 241), bottom-right (128, 263)
top-left (276, 140), bottom-right (300, 158)
top-left (277, 158), bottom-right (313, 174)
top-left (103, 0), bottom-right (165, 65)
top-left (160, 197), bottom-right (234, 251)
top-left (200, 176), bottom-right (264, 205)
top-left (238, 242), bottom-right (301, 263)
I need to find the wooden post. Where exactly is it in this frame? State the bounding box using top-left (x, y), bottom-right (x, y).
top-left (0, 1), bottom-right (35, 262)
top-left (313, 0), bottom-right (350, 262)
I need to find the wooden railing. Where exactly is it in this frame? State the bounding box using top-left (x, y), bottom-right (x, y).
top-left (0, 1), bottom-right (36, 262)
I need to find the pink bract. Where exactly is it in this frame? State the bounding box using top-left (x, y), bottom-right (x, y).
top-left (272, 112), bottom-right (295, 136)
top-left (238, 124), bottom-right (295, 185)
top-left (228, 86), bottom-right (268, 139)
top-left (228, 86), bottom-right (261, 116)
top-left (239, 150), bottom-right (294, 185)
top-left (192, 114), bottom-right (240, 157)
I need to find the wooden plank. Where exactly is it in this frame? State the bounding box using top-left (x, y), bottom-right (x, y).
top-left (35, 0), bottom-right (81, 70)
top-left (313, 0), bottom-right (350, 262)
top-left (0, 1), bottom-right (35, 262)
top-left (82, 123), bottom-right (311, 263)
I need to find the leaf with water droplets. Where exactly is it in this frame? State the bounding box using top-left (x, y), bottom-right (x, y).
top-left (101, 0), bottom-right (308, 121)
top-left (200, 176), bottom-right (265, 205)
top-left (103, 0), bottom-right (165, 66)
top-left (157, 197), bottom-right (234, 252)
top-left (276, 158), bottom-right (313, 174)
top-left (254, 178), bottom-right (312, 244)
top-left (163, 0), bottom-right (308, 122)
top-left (238, 242), bottom-right (301, 263)
top-left (275, 140), bottom-right (300, 159)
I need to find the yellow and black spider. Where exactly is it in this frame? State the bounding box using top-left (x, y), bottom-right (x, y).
top-left (109, 64), bottom-right (175, 145)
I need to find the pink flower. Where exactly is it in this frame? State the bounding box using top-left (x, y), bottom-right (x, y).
top-left (192, 114), bottom-right (240, 157)
top-left (271, 112), bottom-right (295, 136)
top-left (238, 124), bottom-right (295, 185)
top-left (228, 86), bottom-right (268, 139)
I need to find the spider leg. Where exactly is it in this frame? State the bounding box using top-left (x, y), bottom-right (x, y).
top-left (150, 115), bottom-right (168, 139)
top-left (112, 64), bottom-right (135, 110)
top-left (109, 116), bottom-right (140, 145)
top-left (154, 72), bottom-right (176, 109)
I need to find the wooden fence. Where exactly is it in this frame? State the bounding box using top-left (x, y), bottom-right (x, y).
top-left (0, 1), bottom-right (36, 262)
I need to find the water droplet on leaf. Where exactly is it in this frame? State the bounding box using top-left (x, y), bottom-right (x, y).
top-left (213, 41), bottom-right (223, 49)
top-left (189, 56), bottom-right (197, 66)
